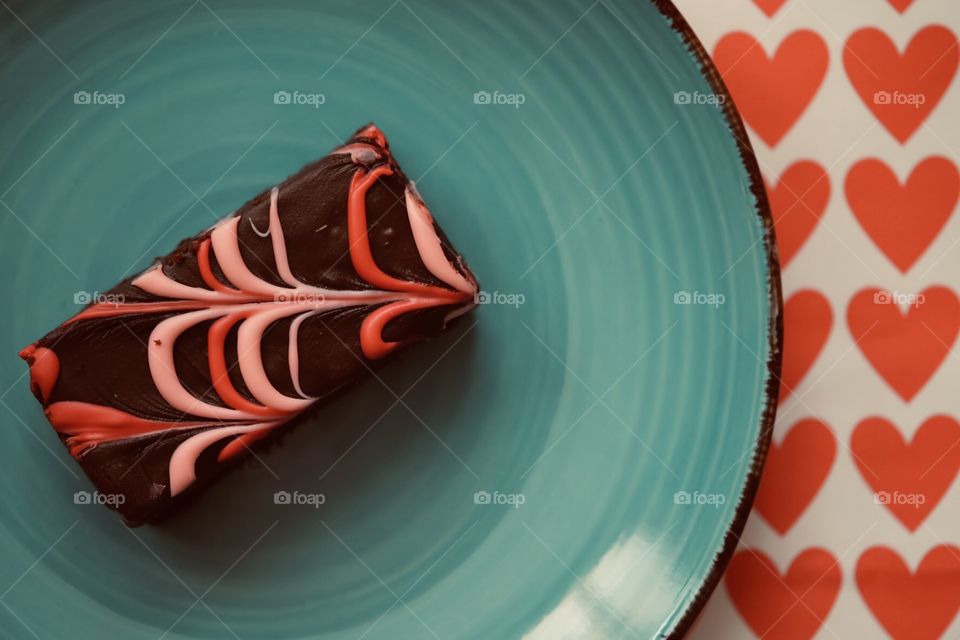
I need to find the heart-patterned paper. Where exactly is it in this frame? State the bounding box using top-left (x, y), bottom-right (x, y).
top-left (887, 0), bottom-right (915, 13)
top-left (752, 0), bottom-right (787, 17)
top-left (780, 289), bottom-right (832, 401)
top-left (847, 286), bottom-right (959, 401)
top-left (844, 26), bottom-right (959, 143)
top-left (725, 548), bottom-right (841, 639)
top-left (857, 546), bottom-right (960, 640)
top-left (767, 161), bottom-right (830, 268)
top-left (846, 156), bottom-right (959, 273)
top-left (754, 419), bottom-right (836, 534)
top-left (676, 1), bottom-right (960, 637)
top-left (713, 30), bottom-right (829, 147)
top-left (851, 416), bottom-right (960, 531)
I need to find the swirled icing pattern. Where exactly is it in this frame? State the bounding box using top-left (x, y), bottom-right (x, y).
top-left (19, 124), bottom-right (478, 525)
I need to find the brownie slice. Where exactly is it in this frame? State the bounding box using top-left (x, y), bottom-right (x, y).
top-left (19, 124), bottom-right (478, 525)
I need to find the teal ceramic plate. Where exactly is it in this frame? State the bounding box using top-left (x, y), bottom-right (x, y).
top-left (0, 1), bottom-right (780, 638)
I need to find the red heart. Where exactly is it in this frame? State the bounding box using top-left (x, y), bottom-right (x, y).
top-left (888, 0), bottom-right (915, 12)
top-left (847, 287), bottom-right (959, 401)
top-left (857, 546), bottom-right (960, 640)
top-left (755, 419), bottom-right (836, 534)
top-left (780, 290), bottom-right (832, 402)
top-left (844, 26), bottom-right (959, 143)
top-left (851, 416), bottom-right (960, 531)
top-left (753, 0), bottom-right (787, 17)
top-left (714, 30), bottom-right (829, 147)
top-left (846, 157), bottom-right (958, 273)
top-left (726, 548), bottom-right (841, 639)
top-left (766, 161), bottom-right (830, 268)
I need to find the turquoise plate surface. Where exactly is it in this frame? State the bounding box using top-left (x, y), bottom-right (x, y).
top-left (0, 1), bottom-right (780, 638)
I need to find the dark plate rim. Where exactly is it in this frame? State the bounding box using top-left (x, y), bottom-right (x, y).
top-left (647, 1), bottom-right (783, 637)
